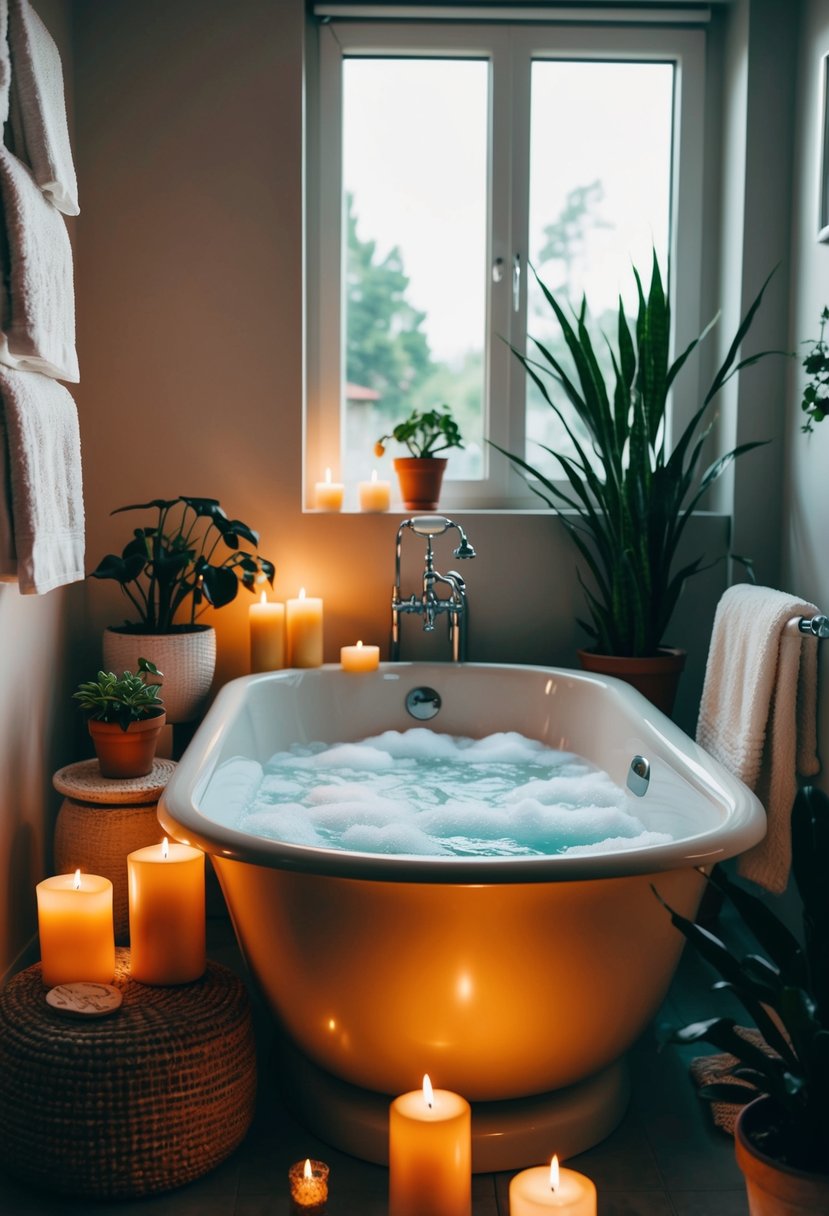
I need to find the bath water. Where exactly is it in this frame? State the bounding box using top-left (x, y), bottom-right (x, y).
top-left (237, 728), bottom-right (672, 857)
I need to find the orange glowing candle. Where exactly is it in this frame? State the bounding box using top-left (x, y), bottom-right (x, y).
top-left (508, 1156), bottom-right (597, 1214)
top-left (389, 1074), bottom-right (471, 1216)
top-left (249, 591), bottom-right (285, 672)
top-left (36, 870), bottom-right (115, 987)
top-left (127, 838), bottom-right (206, 985)
top-left (286, 588), bottom-right (324, 667)
top-left (288, 1157), bottom-right (329, 1211)
top-left (315, 468), bottom-right (344, 512)
top-left (340, 640), bottom-right (380, 672)
top-left (358, 469), bottom-right (391, 512)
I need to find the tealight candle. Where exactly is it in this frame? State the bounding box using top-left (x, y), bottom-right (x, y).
top-left (508, 1156), bottom-right (597, 1214)
top-left (36, 870), bottom-right (115, 988)
top-left (315, 468), bottom-right (344, 512)
top-left (249, 591), bottom-right (285, 671)
top-left (286, 588), bottom-right (324, 667)
top-left (127, 838), bottom-right (206, 985)
top-left (288, 1157), bottom-right (329, 1211)
top-left (389, 1074), bottom-right (471, 1216)
top-left (340, 640), bottom-right (380, 672)
top-left (359, 469), bottom-right (391, 512)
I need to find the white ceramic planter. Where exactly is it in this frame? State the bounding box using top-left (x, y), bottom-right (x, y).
top-left (102, 627), bottom-right (216, 725)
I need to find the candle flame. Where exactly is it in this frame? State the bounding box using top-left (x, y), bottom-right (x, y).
top-left (371, 469), bottom-right (378, 483)
top-left (324, 467), bottom-right (332, 484)
top-left (299, 587), bottom-right (306, 600)
top-left (73, 869), bottom-right (81, 890)
top-left (422, 1074), bottom-right (434, 1109)
top-left (162, 837), bottom-right (169, 859)
top-left (356, 640), bottom-right (363, 649)
top-left (259, 590), bottom-right (267, 605)
top-left (303, 1158), bottom-right (312, 1180)
top-left (550, 1155), bottom-right (559, 1192)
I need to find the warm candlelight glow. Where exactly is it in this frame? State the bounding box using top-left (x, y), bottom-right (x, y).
top-left (299, 587), bottom-right (306, 599)
top-left (324, 468), bottom-right (332, 484)
top-left (340, 640), bottom-right (380, 672)
top-left (288, 1157), bottom-right (330, 1210)
top-left (389, 1079), bottom-right (471, 1215)
top-left (423, 1074), bottom-right (434, 1109)
top-left (250, 593), bottom-right (286, 672)
top-left (304, 1158), bottom-right (312, 1180)
top-left (259, 590), bottom-right (267, 605)
top-left (73, 869), bottom-right (81, 890)
top-left (509, 1155), bottom-right (597, 1214)
top-left (36, 872), bottom-right (115, 987)
top-left (286, 589), bottom-right (324, 667)
top-left (127, 841), bottom-right (206, 985)
top-left (162, 837), bottom-right (169, 859)
top-left (315, 468), bottom-right (344, 511)
top-left (359, 467), bottom-right (391, 512)
top-left (551, 1155), bottom-right (559, 1191)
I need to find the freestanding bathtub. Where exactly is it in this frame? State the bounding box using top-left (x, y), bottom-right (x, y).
top-left (160, 662), bottom-right (765, 1170)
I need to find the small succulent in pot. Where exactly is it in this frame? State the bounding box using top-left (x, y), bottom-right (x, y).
top-left (374, 405), bottom-right (464, 460)
top-left (655, 785), bottom-right (829, 1174)
top-left (74, 658), bottom-right (166, 779)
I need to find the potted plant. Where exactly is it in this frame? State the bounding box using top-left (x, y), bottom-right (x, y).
top-left (73, 658), bottom-right (166, 779)
top-left (90, 496), bottom-right (274, 723)
top-left (374, 405), bottom-right (464, 510)
top-left (491, 254), bottom-right (778, 713)
top-left (656, 785), bottom-right (829, 1213)
top-left (799, 305), bottom-right (829, 433)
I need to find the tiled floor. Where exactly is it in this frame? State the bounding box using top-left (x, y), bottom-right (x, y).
top-left (0, 910), bottom-right (751, 1216)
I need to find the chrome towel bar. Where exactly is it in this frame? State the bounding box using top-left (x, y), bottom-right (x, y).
top-left (791, 614), bottom-right (829, 638)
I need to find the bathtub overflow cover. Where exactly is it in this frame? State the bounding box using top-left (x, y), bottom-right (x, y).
top-left (405, 686), bottom-right (442, 720)
top-left (627, 755), bottom-right (651, 797)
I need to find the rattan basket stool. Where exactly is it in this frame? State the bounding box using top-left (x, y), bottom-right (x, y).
top-left (0, 949), bottom-right (257, 1198)
top-left (52, 758), bottom-right (177, 942)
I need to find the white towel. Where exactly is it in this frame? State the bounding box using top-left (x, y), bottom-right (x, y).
top-left (696, 584), bottom-right (821, 894)
top-left (6, 0), bottom-right (77, 215)
top-left (0, 364), bottom-right (84, 593)
top-left (0, 0), bottom-right (10, 130)
top-left (0, 144), bottom-right (78, 382)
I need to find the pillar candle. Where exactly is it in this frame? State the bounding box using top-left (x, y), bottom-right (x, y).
top-left (508, 1157), bottom-right (597, 1215)
top-left (250, 592), bottom-right (285, 671)
top-left (127, 839), bottom-right (206, 985)
top-left (359, 469), bottom-right (391, 512)
top-left (340, 640), bottom-right (380, 672)
top-left (315, 468), bottom-right (344, 512)
top-left (36, 870), bottom-right (115, 988)
top-left (389, 1075), bottom-right (471, 1216)
top-left (286, 588), bottom-right (324, 667)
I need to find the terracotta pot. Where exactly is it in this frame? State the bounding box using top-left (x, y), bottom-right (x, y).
top-left (735, 1096), bottom-right (829, 1215)
top-left (576, 646), bottom-right (686, 717)
top-left (103, 626), bottom-right (216, 724)
top-left (88, 711), bottom-right (167, 780)
top-left (393, 457), bottom-right (447, 511)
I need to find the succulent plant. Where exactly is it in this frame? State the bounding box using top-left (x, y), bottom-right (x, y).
top-left (73, 657), bottom-right (165, 731)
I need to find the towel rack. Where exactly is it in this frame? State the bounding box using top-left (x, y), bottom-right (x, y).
top-left (790, 614), bottom-right (829, 638)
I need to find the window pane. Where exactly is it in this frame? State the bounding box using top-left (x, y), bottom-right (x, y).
top-left (526, 61), bottom-right (674, 471)
top-left (342, 58), bottom-right (488, 483)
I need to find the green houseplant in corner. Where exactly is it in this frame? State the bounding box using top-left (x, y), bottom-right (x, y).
top-left (90, 496), bottom-right (274, 724)
top-left (375, 405), bottom-right (464, 510)
top-left (492, 254), bottom-right (777, 713)
top-left (656, 785), bottom-right (829, 1213)
top-left (74, 658), bottom-right (166, 779)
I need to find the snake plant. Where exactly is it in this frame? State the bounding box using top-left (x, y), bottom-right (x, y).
top-left (492, 254), bottom-right (777, 657)
top-left (656, 785), bottom-right (829, 1172)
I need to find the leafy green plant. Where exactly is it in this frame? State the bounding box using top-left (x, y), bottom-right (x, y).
top-left (73, 657), bottom-right (165, 731)
top-left (491, 254), bottom-right (778, 657)
top-left (655, 785), bottom-right (829, 1172)
top-left (374, 405), bottom-right (464, 459)
top-left (800, 306), bottom-right (829, 434)
top-left (90, 497), bottom-right (275, 634)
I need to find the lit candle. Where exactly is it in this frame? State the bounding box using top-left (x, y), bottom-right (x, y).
top-left (340, 640), bottom-right (380, 672)
top-left (249, 591), bottom-right (285, 672)
top-left (359, 469), bottom-right (391, 512)
top-left (286, 588), bottom-right (324, 667)
top-left (288, 1157), bottom-right (329, 1212)
top-left (36, 870), bottom-right (115, 988)
top-left (315, 467), bottom-right (344, 512)
top-left (389, 1074), bottom-right (471, 1216)
top-left (127, 838), bottom-right (206, 985)
top-left (508, 1156), bottom-right (597, 1214)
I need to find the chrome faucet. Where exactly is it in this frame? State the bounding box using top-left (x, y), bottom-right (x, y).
top-left (391, 516), bottom-right (476, 662)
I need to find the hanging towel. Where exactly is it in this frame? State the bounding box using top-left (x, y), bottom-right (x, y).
top-left (0, 144), bottom-right (78, 381)
top-left (0, 0), bottom-right (10, 130)
top-left (0, 364), bottom-right (84, 593)
top-left (696, 584), bottom-right (820, 894)
top-left (6, 0), bottom-right (77, 215)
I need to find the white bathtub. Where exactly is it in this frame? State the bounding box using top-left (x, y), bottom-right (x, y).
top-left (160, 662), bottom-right (764, 1169)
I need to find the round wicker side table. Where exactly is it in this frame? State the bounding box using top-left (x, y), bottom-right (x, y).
top-left (0, 949), bottom-right (257, 1198)
top-left (52, 758), bottom-right (177, 942)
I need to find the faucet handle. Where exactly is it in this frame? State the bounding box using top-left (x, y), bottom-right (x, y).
top-left (408, 515), bottom-right (452, 536)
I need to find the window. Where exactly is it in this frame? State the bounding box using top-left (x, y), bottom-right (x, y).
top-left (306, 15), bottom-right (706, 509)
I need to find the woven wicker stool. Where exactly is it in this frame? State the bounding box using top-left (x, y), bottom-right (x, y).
top-left (0, 949), bottom-right (257, 1198)
top-left (53, 758), bottom-right (177, 942)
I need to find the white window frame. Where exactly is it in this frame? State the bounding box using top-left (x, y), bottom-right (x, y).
top-left (305, 17), bottom-right (706, 510)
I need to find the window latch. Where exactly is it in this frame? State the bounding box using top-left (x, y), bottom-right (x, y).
top-left (492, 257), bottom-right (504, 283)
top-left (512, 253), bottom-right (521, 312)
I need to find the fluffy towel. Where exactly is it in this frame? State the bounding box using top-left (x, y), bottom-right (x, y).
top-left (696, 584), bottom-right (820, 894)
top-left (0, 144), bottom-right (78, 382)
top-left (6, 0), bottom-right (78, 215)
top-left (0, 0), bottom-right (10, 129)
top-left (0, 364), bottom-right (84, 593)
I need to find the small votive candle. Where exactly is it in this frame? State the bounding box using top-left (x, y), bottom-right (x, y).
top-left (36, 870), bottom-right (115, 988)
top-left (340, 640), bottom-right (380, 672)
top-left (289, 1158), bottom-right (329, 1212)
top-left (315, 468), bottom-right (344, 512)
top-left (249, 592), bottom-right (285, 672)
top-left (359, 469), bottom-right (391, 512)
top-left (508, 1156), bottom-right (597, 1214)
